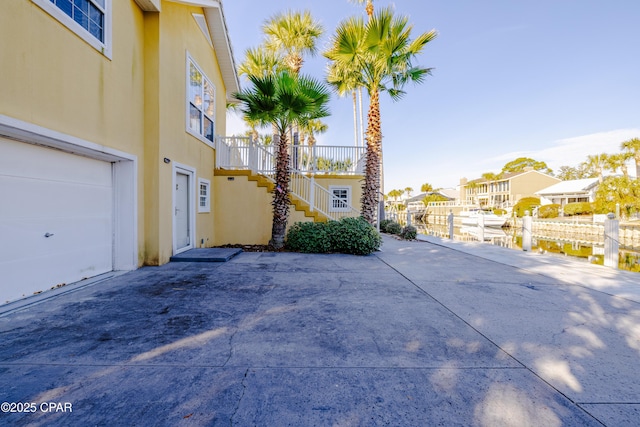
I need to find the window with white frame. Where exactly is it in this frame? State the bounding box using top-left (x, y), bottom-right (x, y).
top-left (187, 56), bottom-right (215, 144)
top-left (329, 186), bottom-right (351, 212)
top-left (33, 0), bottom-right (111, 57)
top-left (198, 178), bottom-right (211, 213)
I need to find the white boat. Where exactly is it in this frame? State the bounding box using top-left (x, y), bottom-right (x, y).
top-left (459, 210), bottom-right (507, 228)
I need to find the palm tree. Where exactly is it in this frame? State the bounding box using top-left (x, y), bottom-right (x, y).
top-left (300, 119), bottom-right (328, 146)
top-left (621, 137), bottom-right (640, 179)
top-left (263, 10), bottom-right (324, 147)
top-left (595, 176), bottom-right (640, 219)
top-left (263, 10), bottom-right (323, 75)
top-left (348, 0), bottom-right (375, 147)
top-left (585, 153), bottom-right (608, 183)
top-left (326, 61), bottom-right (362, 147)
top-left (238, 46), bottom-right (285, 78)
top-left (420, 182), bottom-right (434, 193)
top-left (234, 71), bottom-right (330, 249)
top-left (604, 153), bottom-right (631, 178)
top-left (237, 46), bottom-right (288, 138)
top-left (557, 165), bottom-right (579, 181)
top-left (324, 8), bottom-right (437, 223)
top-left (387, 189), bottom-right (403, 210)
top-left (404, 187), bottom-right (414, 198)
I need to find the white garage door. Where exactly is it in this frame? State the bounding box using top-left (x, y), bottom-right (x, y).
top-left (0, 137), bottom-right (114, 304)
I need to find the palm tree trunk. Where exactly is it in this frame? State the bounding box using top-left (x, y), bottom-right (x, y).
top-left (358, 87), bottom-right (365, 148)
top-left (365, 0), bottom-right (374, 19)
top-left (636, 155), bottom-right (640, 179)
top-left (352, 90), bottom-right (358, 147)
top-left (269, 133), bottom-right (291, 249)
top-left (361, 89), bottom-right (382, 224)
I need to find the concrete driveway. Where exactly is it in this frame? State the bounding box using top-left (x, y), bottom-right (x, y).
top-left (1, 235), bottom-right (638, 426)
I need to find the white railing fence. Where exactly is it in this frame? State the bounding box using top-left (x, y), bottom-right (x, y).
top-left (215, 137), bottom-right (365, 175)
top-left (215, 136), bottom-right (361, 221)
top-left (215, 136), bottom-right (275, 172)
top-left (291, 145), bottom-right (366, 174)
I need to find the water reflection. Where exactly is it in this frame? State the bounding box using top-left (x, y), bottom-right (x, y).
top-left (417, 222), bottom-right (640, 273)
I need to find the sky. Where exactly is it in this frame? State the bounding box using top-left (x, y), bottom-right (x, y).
top-left (222, 0), bottom-right (640, 193)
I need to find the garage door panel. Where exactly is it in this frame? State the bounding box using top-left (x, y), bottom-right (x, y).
top-left (0, 139), bottom-right (112, 186)
top-left (0, 216), bottom-right (112, 259)
top-left (0, 138), bottom-right (114, 304)
top-left (1, 173), bottom-right (112, 218)
top-left (1, 245), bottom-right (112, 301)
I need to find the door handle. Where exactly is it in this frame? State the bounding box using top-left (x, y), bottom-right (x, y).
top-left (44, 233), bottom-right (54, 238)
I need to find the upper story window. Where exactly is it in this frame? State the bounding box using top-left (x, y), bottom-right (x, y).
top-left (33, 0), bottom-right (111, 57)
top-left (187, 55), bottom-right (216, 145)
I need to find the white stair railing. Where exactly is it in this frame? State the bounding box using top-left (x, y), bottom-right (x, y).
top-left (289, 171), bottom-right (360, 221)
top-left (215, 136), bottom-right (361, 220)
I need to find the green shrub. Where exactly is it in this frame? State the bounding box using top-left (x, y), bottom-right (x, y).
top-left (385, 222), bottom-right (402, 235)
top-left (379, 219), bottom-right (394, 233)
top-left (400, 225), bottom-right (417, 240)
top-left (330, 217), bottom-right (382, 255)
top-left (538, 204), bottom-right (560, 219)
top-left (285, 217), bottom-right (381, 255)
top-left (563, 202), bottom-right (593, 216)
top-left (513, 197), bottom-right (541, 217)
top-left (492, 208), bottom-right (507, 216)
top-left (285, 221), bottom-right (332, 253)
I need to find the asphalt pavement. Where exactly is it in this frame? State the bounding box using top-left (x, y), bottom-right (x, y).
top-left (1, 234), bottom-right (639, 426)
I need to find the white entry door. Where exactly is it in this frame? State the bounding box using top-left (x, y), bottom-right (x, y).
top-left (174, 171), bottom-right (191, 253)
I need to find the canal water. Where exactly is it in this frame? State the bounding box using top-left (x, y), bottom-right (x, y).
top-left (417, 223), bottom-right (640, 273)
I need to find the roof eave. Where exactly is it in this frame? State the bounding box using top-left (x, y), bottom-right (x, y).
top-left (166, 1), bottom-right (240, 100)
top-left (203, 3), bottom-right (240, 101)
top-left (134, 0), bottom-right (161, 12)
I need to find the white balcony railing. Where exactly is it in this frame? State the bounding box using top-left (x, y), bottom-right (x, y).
top-left (215, 136), bottom-right (366, 175)
top-left (215, 136), bottom-right (362, 221)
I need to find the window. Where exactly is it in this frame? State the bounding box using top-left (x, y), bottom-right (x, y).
top-left (329, 186), bottom-right (351, 212)
top-left (187, 55), bottom-right (216, 145)
top-left (198, 178), bottom-right (210, 213)
top-left (33, 0), bottom-right (111, 57)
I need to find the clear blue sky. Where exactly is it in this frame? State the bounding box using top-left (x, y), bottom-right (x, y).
top-left (223, 0), bottom-right (640, 192)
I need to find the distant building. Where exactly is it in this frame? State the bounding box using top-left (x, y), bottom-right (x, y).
top-left (460, 168), bottom-right (560, 208)
top-left (535, 178), bottom-right (600, 206)
top-left (405, 189), bottom-right (459, 212)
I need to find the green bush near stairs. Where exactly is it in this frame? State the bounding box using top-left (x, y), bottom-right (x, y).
top-left (284, 222), bottom-right (333, 253)
top-left (286, 217), bottom-right (381, 255)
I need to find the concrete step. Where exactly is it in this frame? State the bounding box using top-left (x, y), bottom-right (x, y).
top-left (169, 248), bottom-right (242, 263)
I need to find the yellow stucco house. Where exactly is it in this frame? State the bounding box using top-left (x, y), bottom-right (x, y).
top-left (0, 0), bottom-right (363, 304)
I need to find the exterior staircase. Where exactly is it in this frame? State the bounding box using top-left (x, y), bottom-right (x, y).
top-left (214, 169), bottom-right (329, 222)
top-left (214, 136), bottom-right (364, 222)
